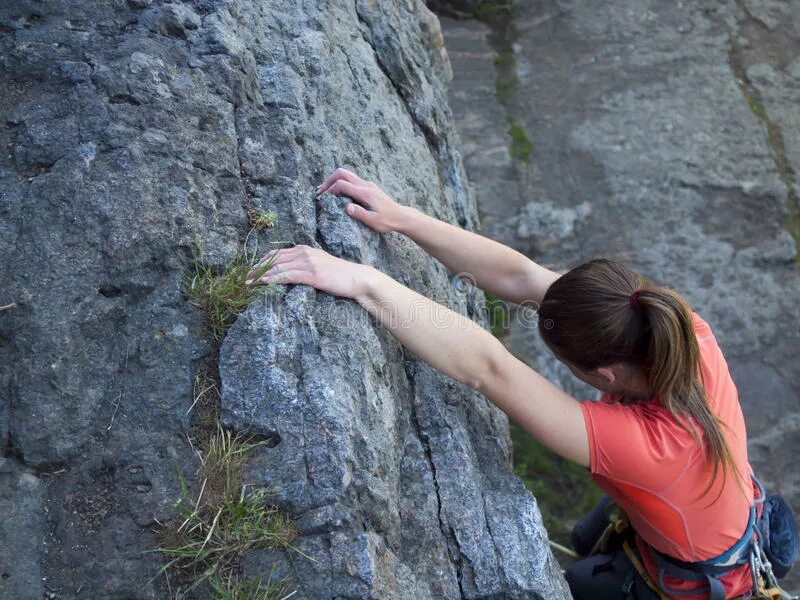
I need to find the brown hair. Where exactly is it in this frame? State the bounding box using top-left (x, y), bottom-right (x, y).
top-left (538, 258), bottom-right (741, 499)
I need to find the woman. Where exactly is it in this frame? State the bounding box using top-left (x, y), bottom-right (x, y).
top-left (246, 168), bottom-right (760, 599)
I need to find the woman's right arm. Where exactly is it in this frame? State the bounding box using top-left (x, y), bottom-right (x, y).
top-left (247, 245), bottom-right (590, 466)
top-left (316, 168), bottom-right (560, 306)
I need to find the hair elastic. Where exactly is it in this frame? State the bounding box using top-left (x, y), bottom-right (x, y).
top-left (629, 290), bottom-right (642, 311)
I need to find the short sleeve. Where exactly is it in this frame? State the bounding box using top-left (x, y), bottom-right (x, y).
top-left (692, 311), bottom-right (726, 408)
top-left (581, 399), bottom-right (697, 489)
top-left (580, 311), bottom-right (730, 490)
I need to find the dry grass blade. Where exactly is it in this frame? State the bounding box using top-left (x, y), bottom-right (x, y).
top-left (156, 425), bottom-right (297, 597)
top-left (185, 246), bottom-right (279, 340)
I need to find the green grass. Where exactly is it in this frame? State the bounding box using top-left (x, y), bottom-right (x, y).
top-left (249, 209), bottom-right (278, 231)
top-left (507, 119), bottom-right (533, 163)
top-left (186, 247), bottom-right (277, 340)
top-left (510, 422), bottom-right (602, 555)
top-left (208, 575), bottom-right (293, 600)
top-left (484, 292), bottom-right (510, 337)
top-left (156, 426), bottom-right (297, 597)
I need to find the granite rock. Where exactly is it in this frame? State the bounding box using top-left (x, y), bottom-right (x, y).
top-left (0, 1), bottom-right (569, 598)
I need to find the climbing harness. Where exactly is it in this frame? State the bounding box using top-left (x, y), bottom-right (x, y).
top-left (586, 475), bottom-right (798, 600)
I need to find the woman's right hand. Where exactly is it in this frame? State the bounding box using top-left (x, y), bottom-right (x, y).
top-left (315, 168), bottom-right (409, 233)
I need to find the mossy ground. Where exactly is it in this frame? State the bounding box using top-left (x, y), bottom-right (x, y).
top-left (507, 118), bottom-right (533, 163)
top-left (482, 2), bottom-right (535, 165)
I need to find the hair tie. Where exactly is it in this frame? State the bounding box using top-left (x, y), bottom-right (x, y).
top-left (629, 290), bottom-right (643, 311)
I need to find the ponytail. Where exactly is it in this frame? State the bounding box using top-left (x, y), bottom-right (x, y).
top-left (636, 288), bottom-right (741, 500)
top-left (538, 259), bottom-right (742, 499)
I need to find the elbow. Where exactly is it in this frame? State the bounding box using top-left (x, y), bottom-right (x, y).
top-left (460, 340), bottom-right (507, 394)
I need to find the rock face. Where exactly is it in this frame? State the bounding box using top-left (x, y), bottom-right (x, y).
top-left (0, 1), bottom-right (569, 599)
top-left (440, 0), bottom-right (800, 594)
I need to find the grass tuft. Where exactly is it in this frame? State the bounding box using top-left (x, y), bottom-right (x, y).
top-left (208, 575), bottom-right (294, 600)
top-left (249, 209), bottom-right (278, 231)
top-left (186, 246), bottom-right (277, 341)
top-left (156, 425), bottom-right (297, 597)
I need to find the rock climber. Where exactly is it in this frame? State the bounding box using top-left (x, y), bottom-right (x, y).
top-left (246, 167), bottom-right (796, 600)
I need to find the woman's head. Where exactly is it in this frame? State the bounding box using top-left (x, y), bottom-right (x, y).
top-left (538, 259), bottom-right (652, 397)
top-left (538, 258), bottom-right (740, 496)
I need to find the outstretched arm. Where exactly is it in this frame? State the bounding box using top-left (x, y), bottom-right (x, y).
top-left (247, 246), bottom-right (589, 466)
top-left (316, 168), bottom-right (560, 306)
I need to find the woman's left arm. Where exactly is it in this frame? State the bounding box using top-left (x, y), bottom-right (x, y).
top-left (247, 246), bottom-right (589, 466)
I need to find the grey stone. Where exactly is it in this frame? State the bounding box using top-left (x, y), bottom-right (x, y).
top-left (1, 1), bottom-right (568, 598)
top-left (0, 459), bottom-right (45, 600)
top-left (440, 0), bottom-right (800, 594)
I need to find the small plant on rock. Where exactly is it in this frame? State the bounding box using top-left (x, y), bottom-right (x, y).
top-left (208, 574), bottom-right (294, 600)
top-left (249, 209), bottom-right (278, 231)
top-left (156, 425), bottom-right (297, 597)
top-left (186, 246), bottom-right (277, 341)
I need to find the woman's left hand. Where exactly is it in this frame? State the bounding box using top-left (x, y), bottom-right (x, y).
top-left (245, 245), bottom-right (375, 300)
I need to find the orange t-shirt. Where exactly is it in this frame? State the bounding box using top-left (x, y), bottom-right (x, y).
top-left (581, 313), bottom-right (755, 599)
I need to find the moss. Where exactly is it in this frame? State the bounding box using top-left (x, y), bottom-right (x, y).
top-left (746, 96), bottom-right (768, 122)
top-left (474, 0), bottom-right (513, 21)
top-left (493, 53), bottom-right (515, 68)
top-left (731, 41), bottom-right (800, 259)
top-left (494, 75), bottom-right (520, 103)
top-left (507, 119), bottom-right (533, 163)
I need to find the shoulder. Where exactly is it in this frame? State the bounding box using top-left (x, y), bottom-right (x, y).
top-left (690, 311), bottom-right (731, 401)
top-left (691, 311), bottom-right (715, 342)
top-left (582, 397), bottom-right (699, 487)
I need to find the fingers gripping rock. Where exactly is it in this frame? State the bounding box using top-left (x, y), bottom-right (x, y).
top-left (317, 192), bottom-right (379, 263)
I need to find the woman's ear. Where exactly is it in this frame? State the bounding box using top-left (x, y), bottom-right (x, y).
top-left (593, 367), bottom-right (617, 385)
